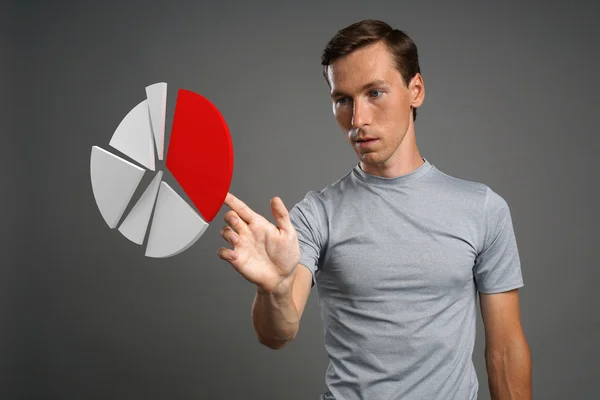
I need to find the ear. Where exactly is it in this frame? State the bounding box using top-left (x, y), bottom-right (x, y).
top-left (409, 73), bottom-right (425, 108)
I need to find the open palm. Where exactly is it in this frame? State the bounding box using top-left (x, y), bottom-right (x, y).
top-left (218, 193), bottom-right (300, 293)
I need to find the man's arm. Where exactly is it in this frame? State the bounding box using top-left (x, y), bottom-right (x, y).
top-left (251, 264), bottom-right (313, 350)
top-left (479, 289), bottom-right (532, 400)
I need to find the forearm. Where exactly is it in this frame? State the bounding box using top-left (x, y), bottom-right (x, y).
top-left (251, 282), bottom-right (299, 349)
top-left (485, 340), bottom-right (532, 400)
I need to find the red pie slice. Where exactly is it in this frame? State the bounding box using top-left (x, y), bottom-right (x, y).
top-left (166, 89), bottom-right (234, 222)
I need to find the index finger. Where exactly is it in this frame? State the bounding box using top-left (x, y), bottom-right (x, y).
top-left (224, 192), bottom-right (257, 223)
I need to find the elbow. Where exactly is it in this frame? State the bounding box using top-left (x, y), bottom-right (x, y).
top-left (486, 335), bottom-right (531, 361)
top-left (484, 338), bottom-right (532, 377)
top-left (257, 333), bottom-right (297, 350)
top-left (259, 339), bottom-right (289, 350)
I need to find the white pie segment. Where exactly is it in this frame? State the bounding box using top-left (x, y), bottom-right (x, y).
top-left (145, 82), bottom-right (167, 160)
top-left (118, 170), bottom-right (163, 245)
top-left (145, 182), bottom-right (209, 258)
top-left (90, 146), bottom-right (146, 229)
top-left (109, 99), bottom-right (156, 170)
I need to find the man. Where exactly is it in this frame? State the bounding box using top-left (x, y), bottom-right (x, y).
top-left (217, 19), bottom-right (531, 400)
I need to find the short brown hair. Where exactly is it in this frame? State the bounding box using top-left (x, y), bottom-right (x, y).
top-left (321, 19), bottom-right (421, 122)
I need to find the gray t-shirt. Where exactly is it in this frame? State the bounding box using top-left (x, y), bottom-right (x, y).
top-left (289, 157), bottom-right (524, 400)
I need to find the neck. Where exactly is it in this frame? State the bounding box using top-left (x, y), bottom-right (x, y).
top-left (359, 124), bottom-right (424, 178)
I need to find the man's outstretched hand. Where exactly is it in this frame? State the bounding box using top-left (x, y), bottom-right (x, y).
top-left (217, 193), bottom-right (300, 293)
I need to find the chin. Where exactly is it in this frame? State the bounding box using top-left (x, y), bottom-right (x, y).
top-left (358, 152), bottom-right (387, 165)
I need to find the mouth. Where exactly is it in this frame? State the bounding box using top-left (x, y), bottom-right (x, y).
top-left (354, 138), bottom-right (379, 148)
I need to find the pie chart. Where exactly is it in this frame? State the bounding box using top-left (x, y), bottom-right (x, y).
top-left (90, 82), bottom-right (234, 258)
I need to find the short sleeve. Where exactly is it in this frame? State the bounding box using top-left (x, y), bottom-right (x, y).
top-left (473, 187), bottom-right (524, 294)
top-left (288, 191), bottom-right (327, 288)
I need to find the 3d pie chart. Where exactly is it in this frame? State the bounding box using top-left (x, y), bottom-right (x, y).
top-left (90, 82), bottom-right (234, 258)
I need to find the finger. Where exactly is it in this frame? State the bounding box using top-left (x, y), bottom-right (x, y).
top-left (224, 210), bottom-right (249, 234)
top-left (217, 248), bottom-right (250, 281)
top-left (220, 226), bottom-right (240, 245)
top-left (224, 192), bottom-right (257, 224)
top-left (216, 246), bottom-right (229, 258)
top-left (270, 196), bottom-right (294, 233)
top-left (217, 247), bottom-right (238, 261)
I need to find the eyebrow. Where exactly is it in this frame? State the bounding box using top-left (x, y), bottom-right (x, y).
top-left (330, 79), bottom-right (389, 98)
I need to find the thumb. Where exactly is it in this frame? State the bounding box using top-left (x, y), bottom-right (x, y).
top-left (270, 196), bottom-right (293, 232)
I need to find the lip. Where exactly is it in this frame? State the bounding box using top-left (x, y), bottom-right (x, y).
top-left (355, 138), bottom-right (379, 148)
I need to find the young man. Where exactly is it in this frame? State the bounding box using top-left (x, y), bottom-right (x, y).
top-left (217, 19), bottom-right (532, 400)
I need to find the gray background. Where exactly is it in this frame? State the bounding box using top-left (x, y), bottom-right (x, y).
top-left (4, 0), bottom-right (599, 398)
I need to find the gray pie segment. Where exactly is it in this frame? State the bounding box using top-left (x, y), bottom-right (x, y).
top-left (145, 82), bottom-right (167, 161)
top-left (109, 99), bottom-right (156, 171)
top-left (118, 170), bottom-right (163, 245)
top-left (90, 146), bottom-right (146, 229)
top-left (145, 182), bottom-right (209, 258)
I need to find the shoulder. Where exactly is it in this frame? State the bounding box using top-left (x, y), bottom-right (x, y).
top-left (426, 166), bottom-right (497, 213)
top-left (292, 169), bottom-right (354, 213)
top-left (427, 165), bottom-right (512, 223)
top-left (429, 166), bottom-right (489, 197)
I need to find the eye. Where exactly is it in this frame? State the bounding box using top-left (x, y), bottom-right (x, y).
top-left (370, 90), bottom-right (382, 98)
top-left (336, 97), bottom-right (350, 105)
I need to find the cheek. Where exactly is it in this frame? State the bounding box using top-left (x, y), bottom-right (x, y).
top-left (383, 97), bottom-right (410, 126)
top-left (376, 105), bottom-right (408, 143)
top-left (334, 108), bottom-right (351, 129)
top-left (372, 103), bottom-right (394, 130)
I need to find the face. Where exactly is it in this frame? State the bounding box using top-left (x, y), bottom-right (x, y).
top-left (326, 40), bottom-right (424, 168)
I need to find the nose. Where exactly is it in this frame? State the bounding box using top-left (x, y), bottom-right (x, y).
top-left (351, 99), bottom-right (370, 129)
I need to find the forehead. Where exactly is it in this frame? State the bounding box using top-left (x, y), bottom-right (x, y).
top-left (326, 41), bottom-right (400, 91)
